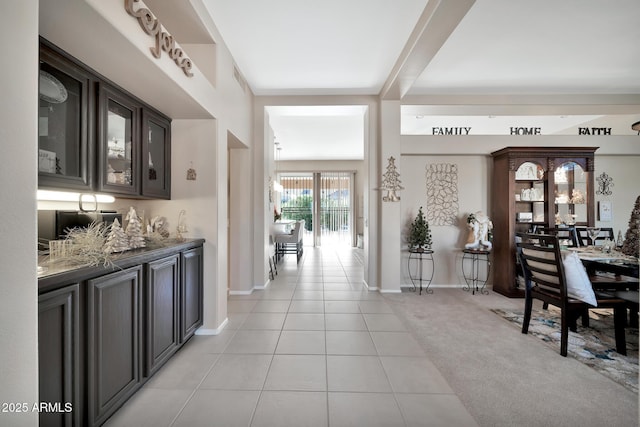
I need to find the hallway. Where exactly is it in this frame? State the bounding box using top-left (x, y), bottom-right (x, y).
top-left (105, 246), bottom-right (477, 426)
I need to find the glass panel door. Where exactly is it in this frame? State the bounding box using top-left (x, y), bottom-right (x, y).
top-left (278, 172), bottom-right (353, 247)
top-left (142, 109), bottom-right (171, 199)
top-left (319, 172), bottom-right (353, 246)
top-left (554, 161), bottom-right (587, 225)
top-left (98, 83), bottom-right (140, 196)
top-left (38, 41), bottom-right (94, 191)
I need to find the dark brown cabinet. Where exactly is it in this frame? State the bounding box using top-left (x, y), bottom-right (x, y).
top-left (181, 246), bottom-right (204, 342)
top-left (39, 39), bottom-right (94, 191)
top-left (491, 147), bottom-right (596, 297)
top-left (87, 266), bottom-right (142, 427)
top-left (145, 255), bottom-right (180, 376)
top-left (38, 284), bottom-right (81, 427)
top-left (39, 38), bottom-right (171, 200)
top-left (97, 84), bottom-right (141, 197)
top-left (97, 84), bottom-right (172, 199)
top-left (38, 240), bottom-right (203, 427)
top-left (142, 109), bottom-right (171, 199)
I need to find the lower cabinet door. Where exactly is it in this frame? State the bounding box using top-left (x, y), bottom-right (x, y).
top-left (180, 246), bottom-right (203, 342)
top-left (39, 284), bottom-right (80, 427)
top-left (87, 266), bottom-right (141, 427)
top-left (145, 255), bottom-right (180, 376)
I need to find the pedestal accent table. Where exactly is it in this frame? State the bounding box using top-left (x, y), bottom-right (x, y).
top-left (462, 249), bottom-right (491, 295)
top-left (408, 249), bottom-right (434, 295)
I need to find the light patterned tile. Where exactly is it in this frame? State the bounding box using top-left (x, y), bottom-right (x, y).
top-left (252, 391), bottom-right (328, 427)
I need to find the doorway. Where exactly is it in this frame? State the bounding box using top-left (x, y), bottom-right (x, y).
top-left (279, 172), bottom-right (354, 247)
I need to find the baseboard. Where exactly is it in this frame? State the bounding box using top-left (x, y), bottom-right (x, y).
top-left (228, 289), bottom-right (253, 295)
top-left (195, 317), bottom-right (228, 335)
top-left (363, 279), bottom-right (376, 290)
top-left (255, 280), bottom-right (270, 290)
top-left (229, 281), bottom-right (270, 296)
top-left (400, 284), bottom-right (467, 290)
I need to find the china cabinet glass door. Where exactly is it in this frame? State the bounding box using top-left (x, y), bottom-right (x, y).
top-left (514, 160), bottom-right (547, 229)
top-left (554, 161), bottom-right (588, 225)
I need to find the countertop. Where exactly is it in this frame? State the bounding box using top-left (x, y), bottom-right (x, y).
top-left (38, 238), bottom-right (205, 293)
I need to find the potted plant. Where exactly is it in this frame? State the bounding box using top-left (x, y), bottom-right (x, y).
top-left (407, 206), bottom-right (432, 252)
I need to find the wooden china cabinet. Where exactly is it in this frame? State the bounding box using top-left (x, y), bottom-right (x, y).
top-left (490, 147), bottom-right (597, 297)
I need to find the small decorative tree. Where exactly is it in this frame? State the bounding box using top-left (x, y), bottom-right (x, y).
top-left (381, 156), bottom-right (404, 202)
top-left (104, 218), bottom-right (130, 254)
top-left (407, 206), bottom-right (432, 251)
top-left (125, 207), bottom-right (146, 249)
top-left (620, 195), bottom-right (640, 257)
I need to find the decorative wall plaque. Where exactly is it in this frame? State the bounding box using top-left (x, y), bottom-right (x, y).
top-left (425, 163), bottom-right (459, 226)
top-left (125, 0), bottom-right (194, 77)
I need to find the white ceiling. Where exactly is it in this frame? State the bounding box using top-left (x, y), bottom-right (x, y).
top-left (267, 106), bottom-right (366, 160)
top-left (198, 0), bottom-right (640, 158)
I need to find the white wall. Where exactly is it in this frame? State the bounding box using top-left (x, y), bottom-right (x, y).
top-left (229, 144), bottom-right (254, 294)
top-left (594, 155), bottom-right (640, 238)
top-left (400, 155), bottom-right (491, 287)
top-left (0, 2), bottom-right (40, 426)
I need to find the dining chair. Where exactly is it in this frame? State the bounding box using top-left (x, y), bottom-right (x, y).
top-left (516, 232), bottom-right (627, 356)
top-left (575, 227), bottom-right (615, 247)
top-left (274, 220), bottom-right (305, 263)
top-left (533, 225), bottom-right (579, 247)
top-left (268, 234), bottom-right (278, 279)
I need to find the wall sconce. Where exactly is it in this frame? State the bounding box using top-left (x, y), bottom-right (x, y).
top-left (380, 156), bottom-right (404, 202)
top-left (632, 120), bottom-right (640, 135)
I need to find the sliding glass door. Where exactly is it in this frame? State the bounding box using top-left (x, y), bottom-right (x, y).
top-left (319, 172), bottom-right (353, 246)
top-left (279, 172), bottom-right (354, 247)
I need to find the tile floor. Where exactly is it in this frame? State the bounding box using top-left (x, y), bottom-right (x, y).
top-left (105, 246), bottom-right (478, 427)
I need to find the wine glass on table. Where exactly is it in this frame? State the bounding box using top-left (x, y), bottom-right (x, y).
top-left (586, 227), bottom-right (601, 248)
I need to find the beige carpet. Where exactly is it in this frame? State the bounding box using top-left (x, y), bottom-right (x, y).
top-left (492, 306), bottom-right (638, 393)
top-left (383, 288), bottom-right (638, 427)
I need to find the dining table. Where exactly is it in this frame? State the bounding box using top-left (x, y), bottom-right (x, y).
top-left (571, 247), bottom-right (639, 280)
top-left (571, 246), bottom-right (639, 327)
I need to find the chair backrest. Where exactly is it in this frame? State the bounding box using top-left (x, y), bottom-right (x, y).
top-left (294, 220), bottom-right (305, 242)
top-left (575, 227), bottom-right (615, 247)
top-left (516, 233), bottom-right (567, 299)
top-left (533, 225), bottom-right (578, 247)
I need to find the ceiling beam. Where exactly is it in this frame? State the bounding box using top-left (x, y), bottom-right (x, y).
top-left (380, 0), bottom-right (475, 100)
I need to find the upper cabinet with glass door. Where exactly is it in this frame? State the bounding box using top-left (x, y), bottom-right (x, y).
top-left (141, 109), bottom-right (171, 199)
top-left (38, 39), bottom-right (95, 191)
top-left (39, 38), bottom-right (173, 200)
top-left (97, 83), bottom-right (141, 196)
top-left (553, 160), bottom-right (590, 226)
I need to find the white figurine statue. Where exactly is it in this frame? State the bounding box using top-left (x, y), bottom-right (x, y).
top-left (465, 211), bottom-right (493, 250)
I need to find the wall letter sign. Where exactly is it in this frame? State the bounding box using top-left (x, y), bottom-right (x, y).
top-left (578, 127), bottom-right (611, 135)
top-left (125, 0), bottom-right (194, 77)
